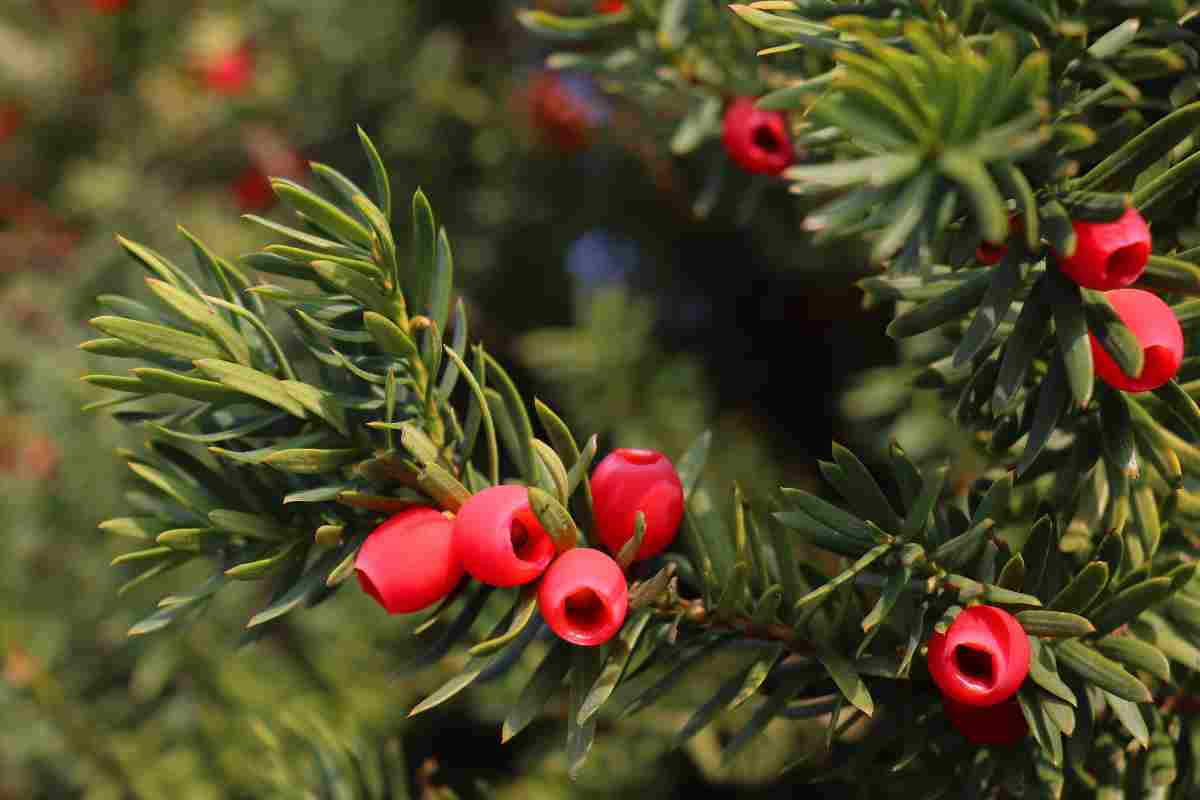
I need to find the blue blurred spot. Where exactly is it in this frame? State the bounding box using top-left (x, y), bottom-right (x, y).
top-left (556, 71), bottom-right (609, 126)
top-left (566, 229), bottom-right (638, 291)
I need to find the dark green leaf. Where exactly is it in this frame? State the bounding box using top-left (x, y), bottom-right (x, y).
top-left (1018, 688), bottom-right (1063, 766)
top-left (954, 257), bottom-right (1023, 367)
top-left (828, 443), bottom-right (903, 533)
top-left (246, 540), bottom-right (357, 628)
top-left (886, 269), bottom-right (991, 338)
top-left (816, 647), bottom-right (873, 717)
top-left (502, 640), bottom-right (571, 743)
top-left (1075, 101), bottom-right (1200, 191)
top-left (1027, 638), bottom-right (1077, 706)
top-left (1134, 149), bottom-right (1200, 216)
top-left (1094, 636), bottom-right (1171, 682)
top-left (1049, 275), bottom-right (1093, 409)
top-left (567, 647), bottom-right (605, 778)
top-left (1050, 561), bottom-right (1109, 613)
top-left (1055, 639), bottom-right (1152, 703)
top-left (992, 277), bottom-right (1052, 413)
top-left (410, 593), bottom-right (541, 717)
top-left (1104, 691), bottom-right (1150, 749)
top-left (1091, 577), bottom-right (1172, 637)
top-left (1017, 610), bottom-right (1095, 638)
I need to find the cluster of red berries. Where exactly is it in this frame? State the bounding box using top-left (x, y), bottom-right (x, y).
top-left (927, 605), bottom-right (1031, 746)
top-left (977, 207), bottom-right (1183, 394)
top-left (721, 97), bottom-right (795, 176)
top-left (355, 448), bottom-right (684, 647)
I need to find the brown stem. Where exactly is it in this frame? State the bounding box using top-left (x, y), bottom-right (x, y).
top-left (653, 598), bottom-right (815, 655)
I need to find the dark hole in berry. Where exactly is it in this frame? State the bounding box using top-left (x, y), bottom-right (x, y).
top-left (510, 520), bottom-right (540, 562)
top-left (564, 589), bottom-right (609, 632)
top-left (954, 645), bottom-right (995, 687)
top-left (1106, 243), bottom-right (1147, 283)
top-left (620, 449), bottom-right (660, 466)
top-left (356, 570), bottom-right (387, 609)
top-left (752, 125), bottom-right (781, 153)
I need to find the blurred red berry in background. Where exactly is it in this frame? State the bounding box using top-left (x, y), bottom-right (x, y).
top-left (721, 97), bottom-right (794, 176)
top-left (526, 72), bottom-right (594, 155)
top-left (88, 0), bottom-right (129, 13)
top-left (0, 105), bottom-right (22, 144)
top-left (202, 44), bottom-right (254, 96)
top-left (232, 167), bottom-right (275, 213)
top-left (595, 0), bottom-right (626, 11)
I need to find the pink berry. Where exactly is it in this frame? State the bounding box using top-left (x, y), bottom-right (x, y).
top-left (1089, 288), bottom-right (1183, 393)
top-left (927, 605), bottom-right (1030, 707)
top-left (355, 508), bottom-right (462, 614)
top-left (721, 97), bottom-right (794, 176)
top-left (943, 695), bottom-right (1028, 746)
top-left (537, 548), bottom-right (628, 646)
top-left (591, 448), bottom-right (684, 562)
top-left (454, 485), bottom-right (555, 587)
top-left (1056, 208), bottom-right (1151, 290)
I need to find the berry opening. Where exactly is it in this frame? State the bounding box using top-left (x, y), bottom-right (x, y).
top-left (355, 569), bottom-right (388, 611)
top-left (510, 519), bottom-right (538, 562)
top-left (563, 588), bottom-right (610, 633)
top-left (619, 448), bottom-right (661, 466)
top-left (954, 645), bottom-right (996, 688)
top-left (1105, 242), bottom-right (1149, 285)
top-left (508, 506), bottom-right (555, 568)
top-left (752, 125), bottom-right (781, 153)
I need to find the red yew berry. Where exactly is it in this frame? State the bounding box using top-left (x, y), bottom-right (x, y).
top-left (454, 484), bottom-right (555, 586)
top-left (595, 0), bottom-right (626, 11)
top-left (538, 548), bottom-right (628, 646)
top-left (203, 45), bottom-right (254, 96)
top-left (591, 448), bottom-right (684, 562)
top-left (89, 0), bottom-right (129, 12)
top-left (1056, 207), bottom-right (1152, 290)
top-left (975, 241), bottom-right (1008, 266)
top-left (355, 508), bottom-right (463, 615)
top-left (721, 97), bottom-right (794, 176)
top-left (527, 72), bottom-right (593, 155)
top-left (975, 216), bottom-right (1024, 265)
top-left (943, 695), bottom-right (1028, 746)
top-left (0, 105), bottom-right (21, 144)
top-left (1089, 288), bottom-right (1183, 393)
top-left (232, 167), bottom-right (275, 213)
top-left (927, 605), bottom-right (1030, 707)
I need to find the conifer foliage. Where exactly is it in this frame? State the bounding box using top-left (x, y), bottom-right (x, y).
top-left (83, 1), bottom-right (1200, 796)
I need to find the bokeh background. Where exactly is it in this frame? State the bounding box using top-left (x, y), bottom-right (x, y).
top-left (0, 1), bottom-right (902, 796)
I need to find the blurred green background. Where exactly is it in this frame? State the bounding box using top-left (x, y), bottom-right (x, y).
top-left (0, 1), bottom-right (894, 796)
